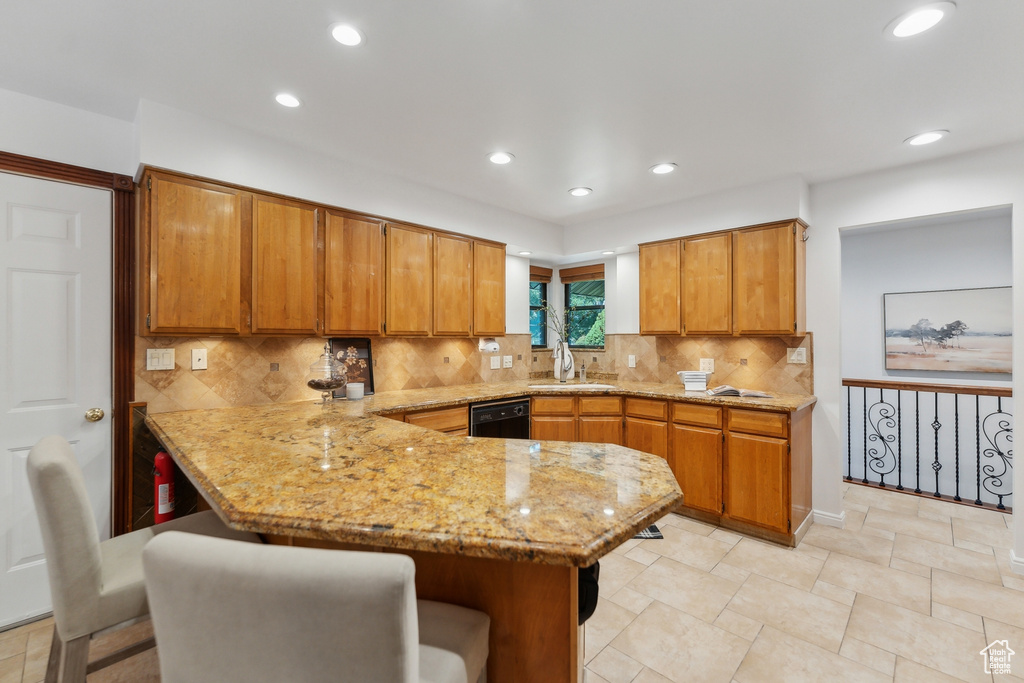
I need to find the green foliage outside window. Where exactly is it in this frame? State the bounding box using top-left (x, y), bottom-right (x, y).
top-left (565, 280), bottom-right (605, 348)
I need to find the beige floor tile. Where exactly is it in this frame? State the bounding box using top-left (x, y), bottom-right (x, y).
top-left (953, 516), bottom-right (1013, 550)
top-left (863, 508), bottom-right (953, 545)
top-left (792, 542), bottom-right (830, 561)
top-left (918, 497), bottom-right (1011, 527)
top-left (631, 668), bottom-right (674, 683)
top-left (734, 626), bottom-right (889, 683)
top-left (801, 524), bottom-right (893, 566)
top-left (931, 603), bottom-right (984, 633)
top-left (1003, 574), bottom-right (1024, 593)
top-left (819, 552), bottom-right (931, 614)
top-left (0, 654), bottom-right (24, 683)
top-left (721, 538), bottom-right (824, 591)
top-left (843, 508), bottom-right (867, 532)
top-left (21, 627), bottom-right (52, 683)
top-left (607, 586), bottom-right (655, 615)
top-left (598, 552), bottom-right (649, 596)
top-left (624, 546), bottom-right (661, 566)
top-left (627, 557), bottom-right (740, 623)
top-left (588, 646), bottom-right (643, 683)
top-left (584, 670), bottom-right (611, 683)
top-left (888, 557), bottom-right (932, 578)
top-left (612, 538), bottom-right (643, 555)
top-left (611, 601), bottom-right (750, 683)
top-left (933, 568), bottom-right (1024, 629)
top-left (0, 631), bottom-right (27, 662)
top-left (917, 507), bottom-right (952, 525)
top-left (585, 598), bottom-right (639, 664)
top-left (845, 484), bottom-right (920, 515)
top-left (811, 580), bottom-right (856, 607)
top-left (982, 617), bottom-right (1024, 679)
top-left (839, 636), bottom-right (897, 677)
top-left (859, 523), bottom-right (897, 541)
top-left (713, 609), bottom-right (763, 642)
top-left (709, 528), bottom-right (744, 546)
top-left (846, 594), bottom-right (990, 683)
top-left (659, 513), bottom-right (716, 537)
top-left (637, 524), bottom-right (735, 573)
top-left (727, 574), bottom-right (851, 653)
top-left (710, 562), bottom-right (751, 584)
top-left (955, 537), bottom-right (999, 555)
top-left (893, 656), bottom-right (974, 683)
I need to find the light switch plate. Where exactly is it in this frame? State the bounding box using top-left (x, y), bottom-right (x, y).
top-left (787, 347), bottom-right (807, 364)
top-left (146, 348), bottom-right (174, 371)
top-left (191, 348), bottom-right (208, 370)
top-left (699, 358), bottom-right (714, 373)
top-left (628, 355), bottom-right (636, 368)
top-left (490, 356), bottom-right (501, 370)
top-left (502, 355), bottom-right (513, 368)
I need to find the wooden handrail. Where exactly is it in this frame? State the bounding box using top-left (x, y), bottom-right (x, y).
top-left (842, 378), bottom-right (1012, 398)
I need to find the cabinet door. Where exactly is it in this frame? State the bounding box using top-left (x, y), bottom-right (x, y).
top-left (324, 211), bottom-right (383, 335)
top-left (433, 233), bottom-right (472, 336)
top-left (579, 416), bottom-right (623, 445)
top-left (624, 417), bottom-right (669, 459)
top-left (405, 406), bottom-right (468, 433)
top-left (251, 196), bottom-right (318, 335)
top-left (145, 173), bottom-right (246, 335)
top-left (639, 241), bottom-right (681, 335)
top-left (683, 233), bottom-right (731, 334)
top-left (531, 416), bottom-right (576, 442)
top-left (671, 423), bottom-right (722, 515)
top-left (473, 241), bottom-right (506, 337)
top-left (733, 223), bottom-right (797, 334)
top-left (386, 224), bottom-right (432, 336)
top-left (724, 432), bottom-right (789, 533)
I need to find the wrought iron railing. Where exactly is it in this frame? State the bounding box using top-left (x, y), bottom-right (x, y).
top-left (843, 379), bottom-right (1013, 511)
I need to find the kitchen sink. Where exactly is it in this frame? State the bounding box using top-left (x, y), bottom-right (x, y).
top-left (528, 383), bottom-right (616, 390)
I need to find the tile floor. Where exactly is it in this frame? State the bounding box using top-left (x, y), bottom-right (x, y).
top-left (0, 482), bottom-right (1019, 682)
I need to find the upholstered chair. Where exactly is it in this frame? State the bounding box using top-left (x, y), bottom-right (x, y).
top-left (26, 435), bottom-right (261, 682)
top-left (143, 531), bottom-right (490, 683)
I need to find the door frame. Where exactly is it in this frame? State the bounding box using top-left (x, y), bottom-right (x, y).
top-left (0, 150), bottom-right (135, 535)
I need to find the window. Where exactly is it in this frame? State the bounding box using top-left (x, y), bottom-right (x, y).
top-left (564, 279), bottom-right (605, 348)
top-left (529, 281), bottom-right (547, 347)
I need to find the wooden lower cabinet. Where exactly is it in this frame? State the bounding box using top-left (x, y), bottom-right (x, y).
top-left (578, 416), bottom-right (622, 445)
top-left (624, 417), bottom-right (668, 459)
top-left (531, 416), bottom-right (576, 441)
top-left (404, 406), bottom-right (468, 435)
top-left (670, 423), bottom-right (722, 515)
top-left (724, 431), bottom-right (788, 533)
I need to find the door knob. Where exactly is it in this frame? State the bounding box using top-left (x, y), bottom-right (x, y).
top-left (85, 408), bottom-right (105, 422)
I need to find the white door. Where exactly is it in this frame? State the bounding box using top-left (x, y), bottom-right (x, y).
top-left (0, 172), bottom-right (112, 629)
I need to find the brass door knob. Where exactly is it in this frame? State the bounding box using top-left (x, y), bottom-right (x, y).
top-left (85, 408), bottom-right (105, 422)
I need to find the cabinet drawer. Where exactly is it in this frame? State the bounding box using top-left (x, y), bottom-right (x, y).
top-left (727, 409), bottom-right (788, 438)
top-left (625, 398), bottom-right (668, 421)
top-left (672, 403), bottom-right (722, 428)
top-left (579, 396), bottom-right (622, 416)
top-left (405, 406), bottom-right (468, 432)
top-left (531, 396), bottom-right (576, 416)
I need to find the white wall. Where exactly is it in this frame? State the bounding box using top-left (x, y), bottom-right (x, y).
top-left (0, 88), bottom-right (135, 174)
top-left (808, 141), bottom-right (1024, 568)
top-left (505, 255), bottom-right (530, 335)
top-left (841, 209), bottom-right (1012, 386)
top-left (611, 253), bottom-right (640, 335)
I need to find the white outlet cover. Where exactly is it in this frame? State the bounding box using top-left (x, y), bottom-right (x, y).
top-left (490, 355), bottom-right (501, 370)
top-left (787, 347), bottom-right (807, 364)
top-left (191, 348), bottom-right (208, 370)
top-left (502, 355), bottom-right (513, 368)
top-left (146, 348), bottom-right (175, 371)
top-left (628, 355), bottom-right (636, 368)
top-left (699, 358), bottom-right (714, 373)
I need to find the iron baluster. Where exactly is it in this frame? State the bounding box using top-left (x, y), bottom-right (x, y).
top-left (862, 387), bottom-right (868, 484)
top-left (932, 393), bottom-right (942, 497)
top-left (953, 395), bottom-right (961, 502)
top-left (896, 391), bottom-right (904, 490)
top-left (915, 392), bottom-right (921, 494)
top-left (975, 395), bottom-right (982, 506)
top-left (846, 385), bottom-right (852, 481)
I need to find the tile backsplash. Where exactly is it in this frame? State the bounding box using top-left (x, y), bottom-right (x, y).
top-left (136, 332), bottom-right (812, 414)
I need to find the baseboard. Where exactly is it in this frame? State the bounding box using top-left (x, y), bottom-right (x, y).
top-left (793, 511), bottom-right (814, 544)
top-left (1010, 549), bottom-right (1024, 576)
top-left (812, 508), bottom-right (846, 529)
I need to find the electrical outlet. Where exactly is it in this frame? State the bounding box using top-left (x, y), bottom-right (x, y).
top-left (628, 355), bottom-right (636, 368)
top-left (191, 348), bottom-right (208, 370)
top-left (146, 348), bottom-right (174, 371)
top-left (502, 355), bottom-right (513, 368)
top-left (490, 356), bottom-right (501, 370)
top-left (787, 347), bottom-right (807, 364)
top-left (699, 358), bottom-right (714, 373)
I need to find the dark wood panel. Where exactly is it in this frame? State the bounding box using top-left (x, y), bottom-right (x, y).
top-left (842, 378), bottom-right (1012, 397)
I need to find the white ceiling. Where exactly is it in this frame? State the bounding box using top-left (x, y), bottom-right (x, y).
top-left (2, 1), bottom-right (1023, 227)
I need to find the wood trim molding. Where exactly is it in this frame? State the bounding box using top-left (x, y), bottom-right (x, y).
top-left (842, 378), bottom-right (1012, 398)
top-left (558, 263), bottom-right (604, 283)
top-left (529, 265), bottom-right (552, 283)
top-left (0, 150), bottom-right (135, 536)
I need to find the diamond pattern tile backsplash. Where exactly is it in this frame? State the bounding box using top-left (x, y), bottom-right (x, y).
top-left (136, 332), bottom-right (812, 414)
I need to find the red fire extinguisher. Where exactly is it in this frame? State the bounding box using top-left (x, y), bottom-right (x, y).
top-left (153, 451), bottom-right (176, 524)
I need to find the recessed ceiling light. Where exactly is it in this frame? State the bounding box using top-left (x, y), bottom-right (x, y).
top-left (488, 152), bottom-right (514, 165)
top-left (649, 163), bottom-right (677, 174)
top-left (602, 250), bottom-right (615, 255)
top-left (905, 130), bottom-right (949, 146)
top-left (331, 23), bottom-right (363, 46)
top-left (886, 2), bottom-right (955, 38)
top-left (275, 93), bottom-right (302, 108)
top-left (518, 250), bottom-right (532, 256)
top-left (569, 187), bottom-right (592, 197)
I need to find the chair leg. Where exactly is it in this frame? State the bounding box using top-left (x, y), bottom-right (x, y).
top-left (54, 634), bottom-right (89, 683)
top-left (44, 627), bottom-right (61, 683)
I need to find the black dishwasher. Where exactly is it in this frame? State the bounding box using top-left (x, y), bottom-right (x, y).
top-left (469, 398), bottom-right (530, 439)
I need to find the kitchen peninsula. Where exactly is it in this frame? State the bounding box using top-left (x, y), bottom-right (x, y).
top-left (144, 381), bottom-right (812, 682)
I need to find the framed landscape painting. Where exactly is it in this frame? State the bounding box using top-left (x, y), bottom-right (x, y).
top-left (883, 287), bottom-right (1012, 373)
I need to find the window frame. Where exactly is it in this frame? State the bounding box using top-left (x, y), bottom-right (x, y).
top-left (529, 280), bottom-right (548, 348)
top-left (563, 279), bottom-right (605, 350)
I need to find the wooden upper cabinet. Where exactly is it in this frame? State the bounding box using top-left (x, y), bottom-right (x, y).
top-left (324, 211), bottom-right (383, 336)
top-left (432, 233), bottom-right (472, 336)
top-left (683, 232), bottom-right (731, 335)
top-left (472, 241), bottom-right (506, 337)
top-left (251, 196), bottom-right (318, 335)
top-left (639, 240), bottom-right (681, 335)
top-left (733, 221), bottom-right (805, 335)
top-left (143, 172), bottom-right (248, 335)
top-left (386, 223), bottom-right (432, 336)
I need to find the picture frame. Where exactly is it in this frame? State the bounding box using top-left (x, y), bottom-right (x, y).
top-left (329, 337), bottom-right (375, 397)
top-left (882, 287), bottom-right (1011, 373)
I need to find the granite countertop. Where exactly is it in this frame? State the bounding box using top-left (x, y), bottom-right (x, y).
top-left (146, 381), bottom-right (814, 566)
